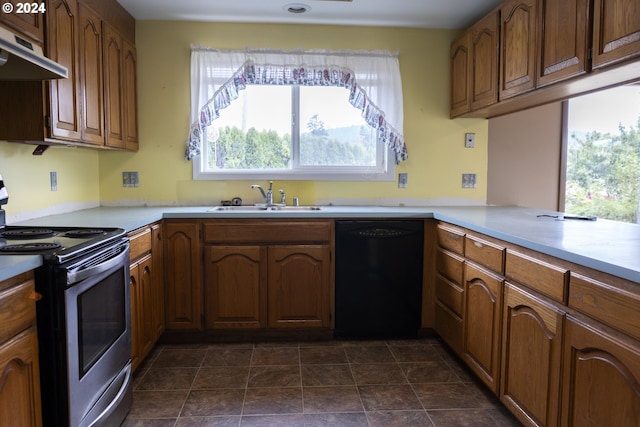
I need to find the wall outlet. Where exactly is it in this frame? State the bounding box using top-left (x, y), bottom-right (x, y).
top-left (462, 173), bottom-right (477, 188)
top-left (465, 133), bottom-right (476, 148)
top-left (398, 173), bottom-right (408, 188)
top-left (50, 171), bottom-right (57, 191)
top-left (123, 172), bottom-right (140, 188)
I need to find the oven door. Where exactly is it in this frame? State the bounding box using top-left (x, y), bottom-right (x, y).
top-left (63, 239), bottom-right (132, 427)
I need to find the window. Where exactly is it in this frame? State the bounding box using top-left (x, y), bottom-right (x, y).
top-left (565, 84), bottom-right (640, 223)
top-left (187, 48), bottom-right (407, 181)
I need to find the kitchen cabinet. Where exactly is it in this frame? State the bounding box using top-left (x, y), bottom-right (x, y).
top-left (164, 221), bottom-right (202, 331)
top-left (47, 0), bottom-right (83, 142)
top-left (499, 0), bottom-right (538, 99)
top-left (449, 10), bottom-right (499, 117)
top-left (536, 0), bottom-right (590, 87)
top-left (463, 261), bottom-right (503, 394)
top-left (204, 245), bottom-right (267, 329)
top-left (0, 272), bottom-right (42, 427)
top-left (501, 282), bottom-right (564, 427)
top-left (0, 0), bottom-right (136, 151)
top-left (434, 223), bottom-right (465, 355)
top-left (561, 315), bottom-right (640, 427)
top-left (202, 220), bottom-right (332, 332)
top-left (0, 1), bottom-right (44, 43)
top-left (128, 223), bottom-right (164, 371)
top-left (591, 0), bottom-right (640, 69)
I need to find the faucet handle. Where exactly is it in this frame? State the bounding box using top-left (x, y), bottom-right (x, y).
top-left (279, 189), bottom-right (286, 205)
top-left (268, 181), bottom-right (273, 191)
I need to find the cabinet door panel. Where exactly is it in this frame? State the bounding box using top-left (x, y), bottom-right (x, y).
top-left (463, 262), bottom-right (502, 393)
top-left (103, 22), bottom-right (124, 148)
top-left (268, 245), bottom-right (330, 328)
top-left (47, 0), bottom-right (82, 141)
top-left (562, 315), bottom-right (640, 427)
top-left (123, 38), bottom-right (138, 151)
top-left (78, 2), bottom-right (104, 144)
top-left (151, 224), bottom-right (165, 340)
top-left (204, 246), bottom-right (266, 329)
top-left (537, 0), bottom-right (590, 87)
top-left (129, 263), bottom-right (140, 371)
top-left (592, 0), bottom-right (640, 69)
top-left (164, 222), bottom-right (201, 330)
top-left (500, 0), bottom-right (538, 99)
top-left (471, 11), bottom-right (499, 110)
top-left (501, 282), bottom-right (563, 427)
top-left (450, 32), bottom-right (471, 117)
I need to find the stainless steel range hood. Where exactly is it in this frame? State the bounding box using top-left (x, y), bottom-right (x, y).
top-left (0, 24), bottom-right (67, 80)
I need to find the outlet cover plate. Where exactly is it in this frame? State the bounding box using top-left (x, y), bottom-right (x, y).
top-left (398, 173), bottom-right (408, 188)
top-left (465, 133), bottom-right (475, 148)
top-left (462, 173), bottom-right (477, 188)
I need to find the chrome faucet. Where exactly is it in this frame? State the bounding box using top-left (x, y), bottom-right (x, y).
top-left (251, 181), bottom-right (274, 205)
top-left (279, 189), bottom-right (286, 205)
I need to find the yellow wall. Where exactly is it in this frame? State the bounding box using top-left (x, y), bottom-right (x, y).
top-left (99, 21), bottom-right (489, 207)
top-left (0, 143), bottom-right (100, 221)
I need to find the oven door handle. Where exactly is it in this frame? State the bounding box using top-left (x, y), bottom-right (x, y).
top-left (67, 242), bottom-right (129, 284)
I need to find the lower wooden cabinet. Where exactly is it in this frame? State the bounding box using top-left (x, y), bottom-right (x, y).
top-left (0, 272), bottom-right (41, 427)
top-left (561, 315), bottom-right (640, 427)
top-left (500, 282), bottom-right (564, 427)
top-left (164, 221), bottom-right (201, 330)
top-left (267, 245), bottom-right (330, 328)
top-left (204, 245), bottom-right (267, 329)
top-left (463, 262), bottom-right (503, 393)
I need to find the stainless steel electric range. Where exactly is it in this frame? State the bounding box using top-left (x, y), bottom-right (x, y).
top-left (0, 226), bottom-right (132, 427)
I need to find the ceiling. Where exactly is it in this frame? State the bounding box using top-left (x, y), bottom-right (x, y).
top-left (116, 0), bottom-right (503, 29)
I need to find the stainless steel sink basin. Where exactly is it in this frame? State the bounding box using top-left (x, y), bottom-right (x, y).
top-left (208, 205), bottom-right (322, 212)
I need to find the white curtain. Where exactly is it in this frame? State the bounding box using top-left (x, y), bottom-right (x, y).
top-left (187, 47), bottom-right (407, 163)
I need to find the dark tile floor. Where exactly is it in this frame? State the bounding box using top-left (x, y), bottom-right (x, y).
top-left (122, 338), bottom-right (523, 427)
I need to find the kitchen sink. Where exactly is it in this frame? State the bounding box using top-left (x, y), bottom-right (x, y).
top-left (208, 205), bottom-right (322, 212)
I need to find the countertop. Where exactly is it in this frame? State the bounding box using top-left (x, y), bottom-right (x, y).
top-left (3, 205), bottom-right (639, 283)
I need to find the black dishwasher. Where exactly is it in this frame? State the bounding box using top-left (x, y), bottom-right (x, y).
top-left (334, 220), bottom-right (424, 338)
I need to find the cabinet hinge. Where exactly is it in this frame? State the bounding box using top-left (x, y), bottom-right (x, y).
top-left (45, 115), bottom-right (51, 129)
top-left (587, 47), bottom-right (592, 60)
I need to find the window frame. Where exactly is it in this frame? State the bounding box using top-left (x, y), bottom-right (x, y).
top-left (193, 85), bottom-right (395, 181)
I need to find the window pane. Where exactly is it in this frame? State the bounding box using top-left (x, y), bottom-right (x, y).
top-left (299, 86), bottom-right (377, 166)
top-left (206, 86), bottom-right (292, 170)
top-left (566, 85), bottom-right (640, 224)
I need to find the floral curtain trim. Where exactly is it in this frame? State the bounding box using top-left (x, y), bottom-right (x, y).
top-left (186, 60), bottom-right (408, 164)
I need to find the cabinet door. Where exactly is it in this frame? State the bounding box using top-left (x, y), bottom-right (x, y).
top-left (450, 32), bottom-right (471, 117)
top-left (561, 315), bottom-right (640, 427)
top-left (204, 245), bottom-right (267, 329)
top-left (592, 0), bottom-right (640, 69)
top-left (78, 2), bottom-right (104, 145)
top-left (102, 22), bottom-right (125, 148)
top-left (46, 0), bottom-right (82, 142)
top-left (0, 328), bottom-right (42, 427)
top-left (164, 222), bottom-right (201, 330)
top-left (129, 262), bottom-right (141, 371)
top-left (470, 10), bottom-right (499, 110)
top-left (500, 0), bottom-right (538, 99)
top-left (501, 282), bottom-right (564, 427)
top-left (151, 224), bottom-right (165, 340)
top-left (463, 262), bottom-right (503, 394)
top-left (537, 0), bottom-right (590, 87)
top-left (268, 245), bottom-right (330, 328)
top-left (123, 38), bottom-right (138, 151)
top-left (138, 256), bottom-right (154, 359)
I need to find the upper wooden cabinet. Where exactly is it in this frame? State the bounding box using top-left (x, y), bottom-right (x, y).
top-left (0, 0), bottom-right (136, 151)
top-left (537, 0), bottom-right (590, 87)
top-left (499, 0), bottom-right (538, 100)
top-left (0, 1), bottom-right (44, 42)
top-left (451, 0), bottom-right (640, 118)
top-left (592, 0), bottom-right (640, 69)
top-left (449, 11), bottom-right (499, 117)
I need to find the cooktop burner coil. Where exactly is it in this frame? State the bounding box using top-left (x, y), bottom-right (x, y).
top-left (65, 229), bottom-right (106, 238)
top-left (0, 228), bottom-right (56, 238)
top-left (0, 242), bottom-right (63, 252)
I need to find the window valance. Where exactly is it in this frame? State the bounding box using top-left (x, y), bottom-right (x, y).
top-left (187, 47), bottom-right (408, 164)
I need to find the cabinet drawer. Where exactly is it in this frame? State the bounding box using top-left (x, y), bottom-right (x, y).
top-left (569, 273), bottom-right (640, 341)
top-left (435, 300), bottom-right (462, 355)
top-left (465, 234), bottom-right (505, 274)
top-left (204, 220), bottom-right (331, 243)
top-left (436, 249), bottom-right (465, 285)
top-left (0, 274), bottom-right (36, 344)
top-left (129, 227), bottom-right (152, 260)
top-left (437, 223), bottom-right (465, 255)
top-left (435, 274), bottom-right (464, 317)
top-left (506, 251), bottom-right (569, 303)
